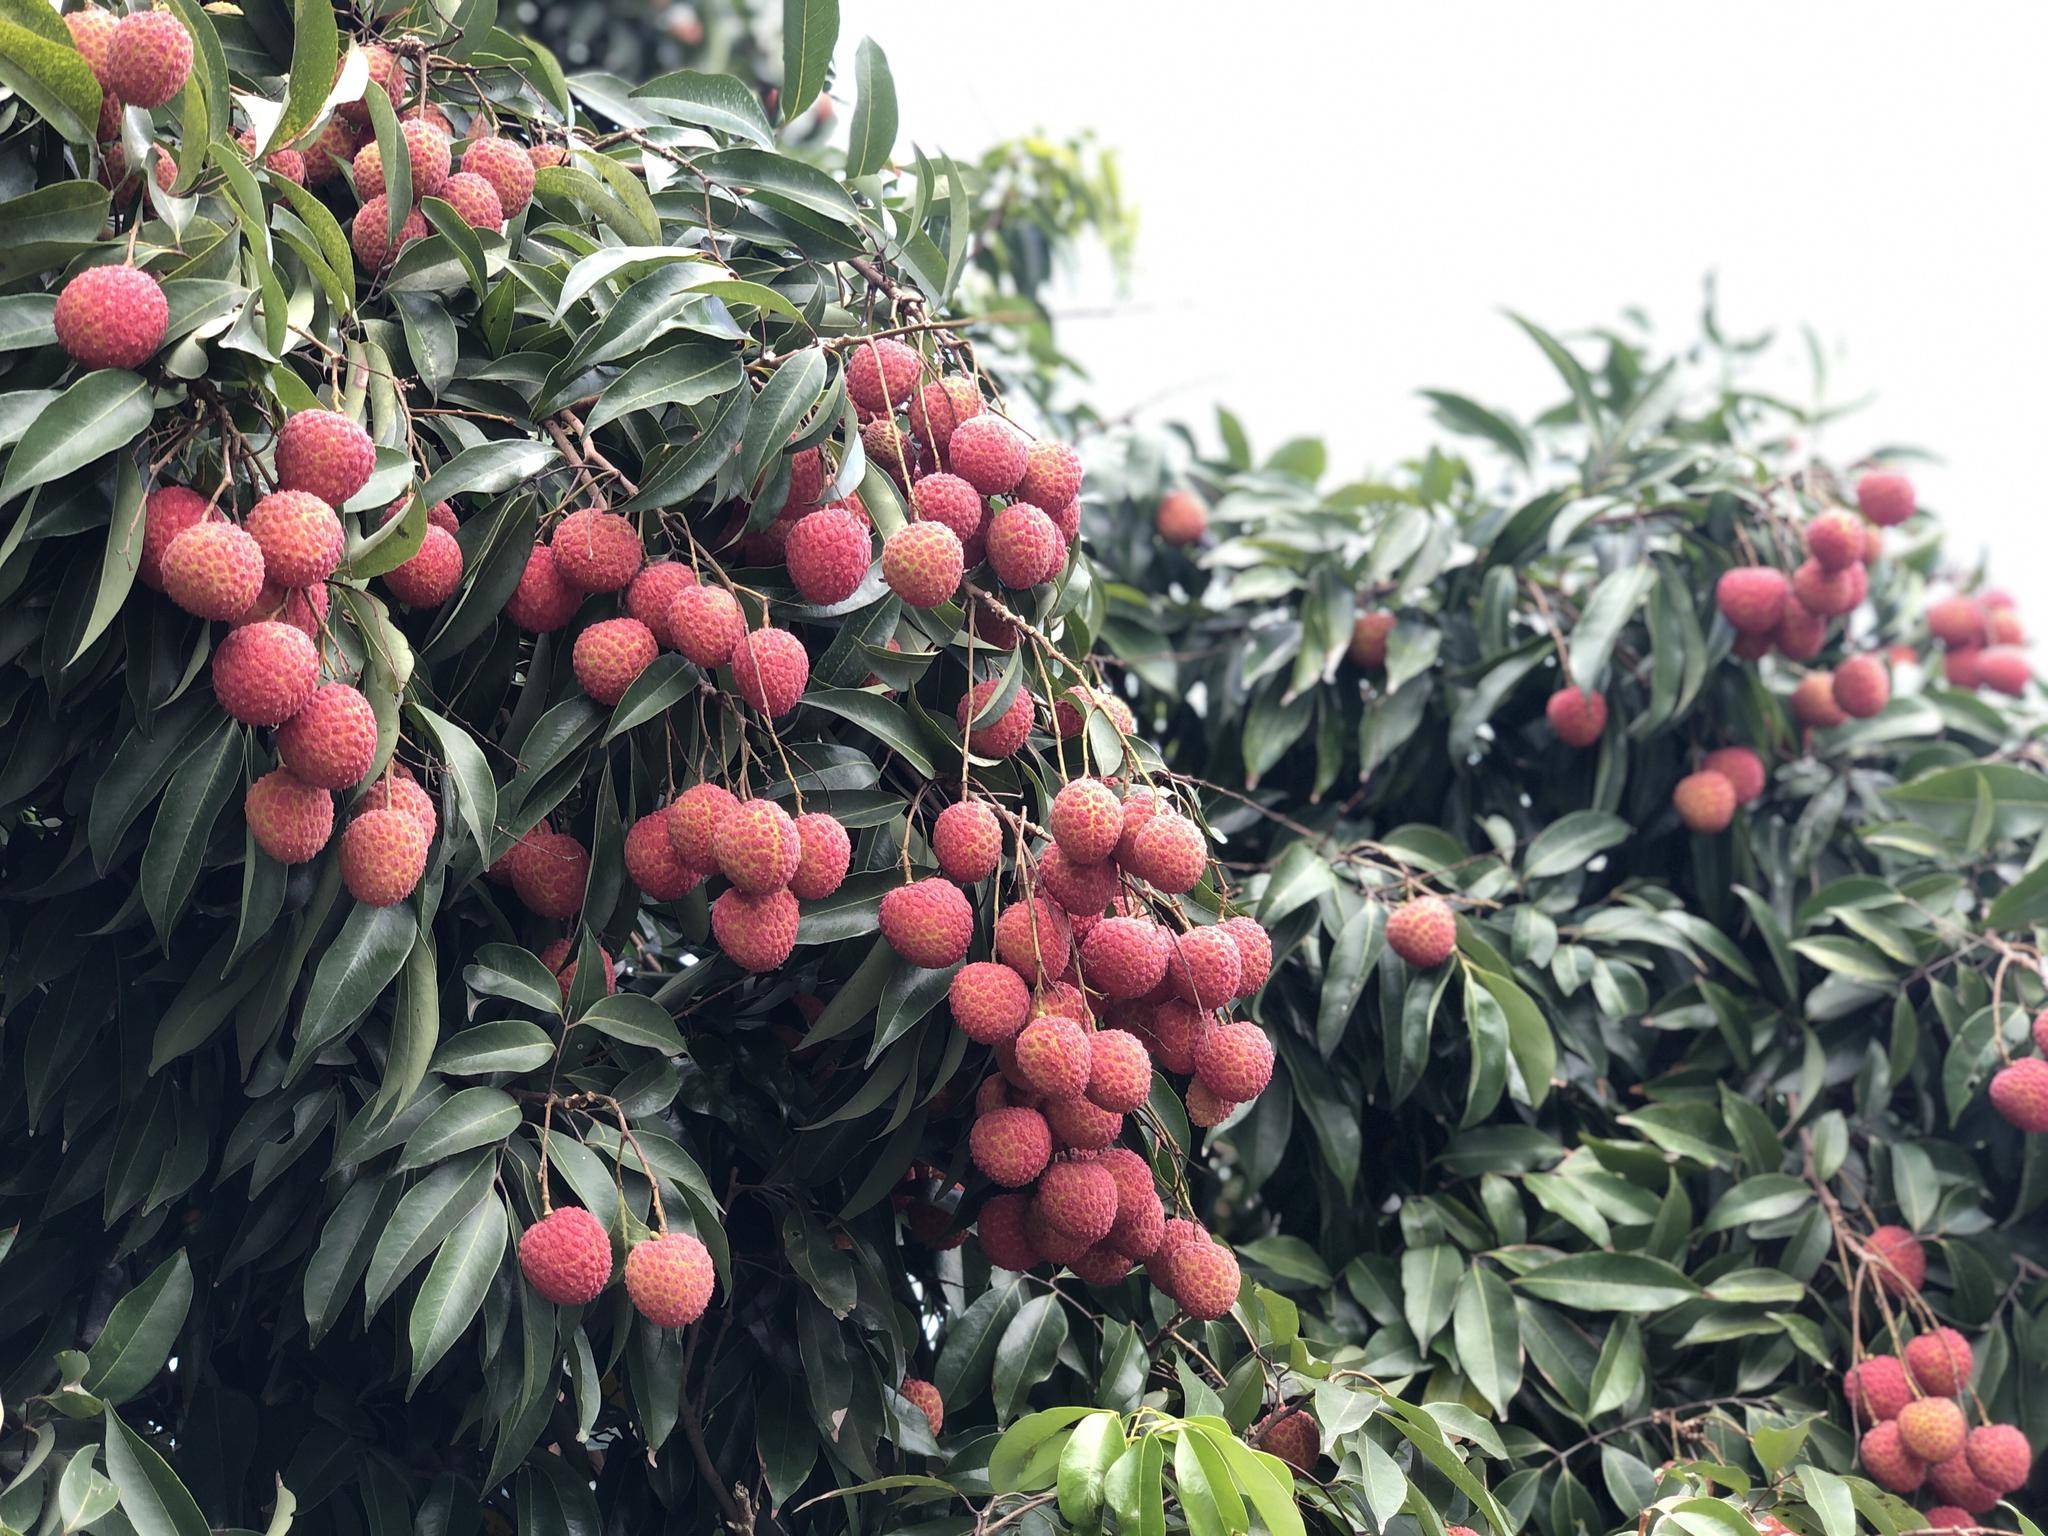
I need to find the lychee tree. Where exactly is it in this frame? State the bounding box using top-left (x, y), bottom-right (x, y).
top-left (0, 3), bottom-right (1493, 1535)
top-left (1078, 310), bottom-right (2048, 1531)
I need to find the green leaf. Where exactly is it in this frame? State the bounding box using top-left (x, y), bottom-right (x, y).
top-left (844, 38), bottom-right (897, 177)
top-left (1567, 565), bottom-right (1656, 691)
top-left (1, 368), bottom-right (152, 503)
top-left (739, 346), bottom-right (829, 491)
top-left (1451, 1265), bottom-right (1522, 1417)
top-left (1401, 1243), bottom-right (1460, 1349)
top-left (576, 993), bottom-right (685, 1055)
top-left (288, 903), bottom-right (419, 1082)
top-left (1514, 1252), bottom-right (1702, 1312)
top-left (104, 1409), bottom-right (210, 1536)
top-left (802, 687), bottom-right (936, 776)
top-left (630, 69), bottom-right (774, 146)
top-left (779, 0), bottom-right (838, 121)
top-left (395, 1087), bottom-right (522, 1170)
top-left (0, 14), bottom-right (102, 144)
top-left (1523, 810), bottom-right (1631, 880)
top-left (407, 1193), bottom-right (506, 1391)
top-left (992, 1292), bottom-right (1068, 1425)
top-left (1056, 1411), bottom-right (1123, 1529)
top-left (1700, 1174), bottom-right (1811, 1234)
top-left (585, 344), bottom-right (744, 432)
top-left (84, 1252), bottom-right (192, 1405)
top-left (274, 0), bottom-right (338, 148)
top-left (140, 718), bottom-right (240, 946)
top-left (71, 449), bottom-right (145, 662)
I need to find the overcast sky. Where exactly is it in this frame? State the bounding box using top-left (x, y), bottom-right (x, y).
top-left (837, 1), bottom-right (2047, 605)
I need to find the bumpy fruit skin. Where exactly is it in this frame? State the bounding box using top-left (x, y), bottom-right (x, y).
top-left (899, 1377), bottom-right (944, 1438)
top-left (1049, 778), bottom-right (1124, 864)
top-left (518, 1207), bottom-right (613, 1305)
top-left (1127, 812), bottom-right (1207, 894)
top-left (933, 800), bottom-right (1002, 882)
top-left (275, 410), bottom-right (375, 508)
top-left (1921, 1508), bottom-right (1973, 1530)
top-left (162, 521), bottom-right (263, 621)
top-left (1016, 439), bottom-right (1084, 515)
top-left (709, 887), bottom-right (800, 971)
top-left (846, 337), bottom-right (922, 411)
top-left (1253, 1408), bottom-right (1319, 1472)
top-left (1904, 1329), bottom-right (1974, 1396)
top-left (338, 806), bottom-right (429, 905)
top-left (947, 416), bottom-right (1028, 495)
top-left (139, 487), bottom-right (216, 590)
top-left (1860, 1422), bottom-right (1926, 1494)
top-left (1927, 1453), bottom-right (2001, 1515)
top-left (1082, 917), bottom-right (1171, 1000)
top-left (880, 878), bottom-right (974, 967)
top-left (1792, 672), bottom-right (1849, 729)
top-left (908, 376), bottom-right (982, 455)
top-left (1167, 927), bottom-right (1243, 1009)
top-left (1773, 598), bottom-right (1827, 660)
top-left (996, 897), bottom-right (1072, 983)
top-left (1963, 1422), bottom-right (2031, 1494)
top-left (786, 505), bottom-right (872, 605)
top-left (1012, 1015), bottom-right (1092, 1098)
top-left (789, 812), bottom-right (852, 901)
top-left (463, 136), bottom-right (536, 215)
top-left (987, 503), bottom-right (1065, 588)
top-left (55, 264), bottom-right (168, 371)
top-left (909, 472), bottom-right (987, 546)
top-left (1047, 1095), bottom-right (1122, 1152)
top-left (505, 544), bottom-right (581, 631)
top-left (1847, 1354), bottom-right (1915, 1422)
top-left (511, 830), bottom-right (589, 919)
top-left (1987, 605), bottom-right (2025, 645)
top-left (1702, 747), bottom-right (1766, 805)
top-left (1387, 896), bottom-right (1457, 968)
top-left (1036, 1159), bottom-right (1118, 1243)
top-left (624, 560), bottom-right (694, 645)
top-left (1792, 556), bottom-right (1867, 618)
top-left (1068, 1241), bottom-right (1133, 1286)
top-left (1347, 610), bottom-right (1395, 668)
top-left (352, 118), bottom-right (450, 199)
top-left (1673, 770), bottom-right (1737, 833)
top-left (625, 810), bottom-right (701, 900)
top-left (350, 197), bottom-right (426, 270)
top-left (1221, 915), bottom-right (1274, 995)
top-left (212, 621), bottom-right (318, 725)
top-left (1186, 1080), bottom-right (1235, 1128)
top-left (970, 1106), bottom-right (1052, 1187)
top-left (246, 490), bottom-right (344, 587)
top-left (669, 584), bottom-right (744, 665)
top-left (550, 508), bottom-right (642, 592)
top-left (1806, 509), bottom-right (1866, 571)
top-left (957, 679), bottom-right (1034, 757)
top-left (245, 769), bottom-right (333, 864)
top-left (277, 683), bottom-right (378, 789)
top-left (950, 962), bottom-right (1030, 1044)
top-left (1898, 1399), bottom-right (1967, 1465)
top-left (437, 171), bottom-right (504, 229)
top-left (712, 797), bottom-right (801, 893)
top-left (1832, 654), bottom-right (1891, 718)
top-left (732, 627), bottom-right (809, 716)
top-left (539, 937), bottom-right (614, 1000)
top-left (1170, 1238), bottom-right (1241, 1321)
top-left (862, 416), bottom-right (920, 485)
top-left (1716, 566), bottom-right (1789, 634)
top-left (1858, 470), bottom-right (1916, 527)
top-left (667, 783), bottom-right (739, 869)
top-left (234, 130), bottom-right (305, 184)
top-left (624, 1232), bottom-right (715, 1327)
top-left (1085, 1029), bottom-right (1153, 1112)
top-left (977, 1192), bottom-right (1038, 1271)
top-left (1865, 1225), bottom-right (1927, 1296)
top-left (882, 520), bottom-right (964, 609)
top-left (1545, 686), bottom-right (1607, 748)
top-left (1989, 1056), bottom-right (2048, 1132)
top-left (384, 525), bottom-right (464, 607)
top-left (572, 617), bottom-right (659, 706)
top-left (1194, 1020), bottom-right (1275, 1102)
top-left (108, 10), bottom-right (191, 107)
top-left (67, 7), bottom-right (116, 86)
top-left (1976, 645), bottom-right (2031, 697)
top-left (354, 769), bottom-right (436, 841)
top-left (1156, 488), bottom-right (1208, 546)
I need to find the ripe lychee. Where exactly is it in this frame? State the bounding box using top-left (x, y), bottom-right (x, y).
top-left (2035, 1008), bottom-right (2048, 1055)
top-left (1988, 606), bottom-right (2025, 645)
top-left (1864, 1225), bottom-right (1927, 1296)
top-left (351, 197), bottom-right (427, 270)
top-left (339, 44), bottom-right (404, 126)
top-left (437, 171), bottom-right (504, 229)
top-left (908, 376), bottom-right (981, 456)
top-left (946, 416), bottom-right (1028, 495)
top-left (354, 766), bottom-right (435, 842)
top-left (995, 897), bottom-right (1072, 983)
top-left (786, 504), bottom-right (872, 605)
top-left (1166, 927), bottom-right (1242, 1010)
top-left (1052, 685), bottom-right (1135, 740)
top-left (1085, 1029), bottom-right (1153, 1112)
top-left (384, 525), bottom-right (464, 607)
top-left (899, 1377), bottom-right (943, 1437)
top-left (1964, 1423), bottom-right (2031, 1494)
top-left (712, 798), bottom-right (801, 894)
top-left (1544, 686), bottom-right (1607, 749)
top-left (1348, 610), bottom-right (1395, 668)
top-left (732, 627), bottom-right (809, 716)
top-left (709, 887), bottom-right (800, 970)
top-left (957, 679), bottom-right (1034, 757)
top-left (1792, 557), bottom-right (1867, 618)
top-left (1832, 654), bottom-right (1890, 718)
top-left (511, 830), bottom-right (589, 920)
top-left (861, 416), bottom-right (920, 485)
top-left (882, 520), bottom-right (964, 609)
top-left (245, 489), bottom-right (344, 588)
top-left (1156, 488), bottom-right (1207, 546)
top-left (1774, 598), bottom-right (1828, 661)
top-left (1252, 1408), bottom-right (1319, 1472)
top-left (160, 521), bottom-right (263, 621)
top-left (1861, 1421), bottom-right (1927, 1494)
top-left (1905, 1329), bottom-right (1974, 1397)
top-left (1858, 471), bottom-right (1916, 527)
top-left (1716, 567), bottom-right (1789, 635)
top-left (1976, 646), bottom-right (2031, 697)
top-left (1186, 1079), bottom-right (1235, 1127)
top-left (669, 584), bottom-right (744, 666)
top-left (274, 683), bottom-right (378, 789)
top-left (1025, 1204), bottom-right (1088, 1266)
top-left (977, 1192), bottom-right (1039, 1270)
top-left (909, 472), bottom-right (987, 549)
top-left (139, 487), bottom-right (218, 591)
top-left (1806, 509), bottom-right (1866, 572)
top-left (1068, 1241), bottom-right (1133, 1287)
top-left (352, 118), bottom-right (450, 200)
top-left (1016, 439), bottom-right (1083, 516)
top-left (1035, 1159), bottom-right (1117, 1243)
top-left (970, 1106), bottom-right (1052, 1187)
top-left (1989, 1056), bottom-right (2048, 1132)
top-left (624, 1232), bottom-right (714, 1327)
top-left (880, 877), bottom-right (974, 968)
top-left (987, 502), bottom-right (1065, 588)
top-left (1220, 915), bottom-right (1273, 996)
top-left (950, 962), bottom-right (1030, 1044)
top-left (505, 544), bottom-right (580, 631)
top-left (1847, 1354), bottom-right (1914, 1422)
top-left (462, 136), bottom-right (536, 216)
top-left (538, 937), bottom-right (614, 1001)
top-left (625, 810), bottom-right (702, 901)
top-left (107, 9), bottom-right (191, 108)
top-left (518, 1206), bottom-right (612, 1305)
top-left (1169, 1237), bottom-right (1241, 1320)
top-left (1898, 1399), bottom-right (1967, 1465)
top-left (572, 617), bottom-right (659, 707)
top-left (1927, 1453), bottom-right (2001, 1515)
top-left (67, 6), bottom-right (117, 87)
top-left (623, 560), bottom-right (694, 646)
top-left (1701, 747), bottom-right (1766, 805)
top-left (244, 768), bottom-right (333, 864)
top-left (1792, 672), bottom-right (1849, 729)
top-left (1921, 1507), bottom-right (1973, 1530)
top-left (1012, 1015), bottom-right (1091, 1099)
top-left (666, 783), bottom-right (739, 870)
top-left (212, 620), bottom-right (318, 725)
top-left (789, 812), bottom-right (851, 900)
top-left (55, 264), bottom-right (168, 371)
top-left (1049, 778), bottom-right (1124, 864)
top-left (1080, 917), bottom-right (1171, 1000)
top-left (933, 799), bottom-right (1002, 882)
top-left (1126, 812), bottom-right (1207, 894)
top-left (550, 508), bottom-right (642, 592)
top-left (1927, 595), bottom-right (1986, 648)
top-left (1673, 770), bottom-right (1737, 833)
top-left (274, 412), bottom-right (373, 514)
top-left (338, 805), bottom-right (429, 905)
top-left (1193, 1020), bottom-right (1274, 1102)
top-left (1387, 896), bottom-right (1457, 968)
top-left (846, 337), bottom-right (921, 412)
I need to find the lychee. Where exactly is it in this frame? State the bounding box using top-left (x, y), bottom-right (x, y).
top-left (1927, 595), bottom-right (1986, 648)
top-left (1905, 1329), bottom-right (1974, 1397)
top-left (276, 683), bottom-right (378, 788)
top-left (670, 584), bottom-right (744, 666)
top-left (1193, 1020), bottom-right (1274, 1102)
top-left (352, 118), bottom-right (450, 200)
top-left (1166, 927), bottom-right (1242, 1009)
top-left (550, 508), bottom-right (642, 592)
top-left (274, 414), bottom-right (373, 515)
top-left (107, 9), bottom-right (191, 108)
top-left (462, 136), bottom-right (536, 216)
top-left (1989, 1056), bottom-right (2048, 1132)
top-left (572, 617), bottom-right (658, 706)
top-left (1864, 1225), bottom-right (1927, 1296)
top-left (880, 877), bottom-right (974, 968)
top-left (1716, 567), bottom-right (1789, 635)
top-left (1026, 1204), bottom-right (1089, 1266)
top-left (1976, 646), bottom-right (2030, 697)
top-left (1035, 1159), bottom-right (1117, 1243)
top-left (1169, 1237), bottom-right (1241, 1320)
top-left (731, 627), bottom-right (809, 716)
top-left (1126, 812), bottom-right (1207, 894)
top-left (1069, 1242), bottom-right (1134, 1287)
top-left (2035, 1007), bottom-right (2048, 1055)
top-left (1387, 896), bottom-right (1457, 968)
top-left (1806, 510), bottom-right (1866, 572)
top-left (786, 504), bottom-right (872, 605)
top-left (1048, 778), bottom-right (1124, 865)
top-left (970, 1106), bottom-right (1052, 1187)
top-left (909, 472), bottom-right (987, 549)
top-left (624, 1232), bottom-right (715, 1327)
top-left (354, 768), bottom-right (435, 842)
top-left (1016, 440), bottom-right (1083, 515)
top-left (908, 376), bottom-right (981, 456)
top-left (1156, 488), bottom-right (1207, 546)
top-left (55, 264), bottom-right (168, 372)
top-left (1964, 1423), bottom-right (2031, 1494)
top-left (244, 768), bottom-right (333, 864)
top-left (1792, 557), bottom-right (1867, 618)
top-left (350, 196), bottom-right (427, 270)
top-left (212, 620), bottom-right (318, 725)
top-left (437, 171), bottom-right (504, 229)
top-left (1544, 686), bottom-right (1607, 748)
top-left (882, 520), bottom-right (964, 609)
top-left (1861, 1421), bottom-right (1927, 1494)
top-left (946, 416), bottom-right (1028, 495)
top-left (338, 805), bottom-right (429, 905)
top-left (539, 936), bottom-right (614, 1001)
top-left (1347, 610), bottom-right (1395, 668)
top-left (1052, 684), bottom-right (1135, 740)
top-left (956, 679), bottom-right (1034, 758)
top-left (623, 560), bottom-right (694, 646)
top-left (138, 486), bottom-right (217, 591)
top-left (505, 544), bottom-right (580, 631)
top-left (243, 489), bottom-right (343, 588)
top-left (1774, 599), bottom-right (1828, 661)
top-left (487, 821), bottom-right (552, 886)
top-left (1847, 1355), bottom-right (1915, 1422)
top-left (712, 797), bottom-right (801, 893)
top-left (995, 897), bottom-right (1071, 984)
top-left (67, 6), bottom-right (117, 88)
top-left (1988, 606), bottom-right (2024, 645)
top-left (625, 810), bottom-right (702, 901)
top-left (1085, 1029), bottom-right (1153, 1113)
top-left (384, 525), bottom-right (464, 607)
top-left (1252, 1408), bottom-right (1319, 1472)
top-left (1921, 1507), bottom-right (1973, 1529)
top-left (899, 1377), bottom-right (943, 1437)
top-left (789, 812), bottom-right (851, 900)
top-left (1673, 770), bottom-right (1737, 834)
top-left (977, 1192), bottom-right (1039, 1271)
top-left (1792, 672), bottom-right (1849, 729)
top-left (667, 783), bottom-right (739, 869)
top-left (846, 337), bottom-right (921, 412)
top-left (861, 416), bottom-right (919, 486)
top-left (1927, 1453), bottom-right (2001, 1515)
top-left (1897, 1399), bottom-right (1967, 1465)
top-left (1701, 747), bottom-right (1766, 805)
top-left (950, 962), bottom-right (1030, 1044)
top-left (933, 800), bottom-right (1003, 882)
top-left (1832, 654), bottom-right (1890, 718)
top-left (986, 503), bottom-right (1064, 589)
top-left (510, 830), bottom-right (589, 920)
top-left (1012, 1015), bottom-right (1091, 1099)
top-left (518, 1206), bottom-right (612, 1305)
top-left (1080, 917), bottom-right (1171, 1000)
top-left (1858, 471), bottom-right (1916, 527)
top-left (709, 887), bottom-right (800, 971)
top-left (1220, 915), bottom-right (1273, 996)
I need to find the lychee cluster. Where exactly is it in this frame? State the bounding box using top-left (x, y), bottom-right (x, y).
top-left (518, 1205), bottom-right (717, 1329)
top-left (1986, 1009), bottom-right (2048, 1134)
top-left (1923, 588), bottom-right (2030, 698)
top-left (1849, 1320), bottom-right (2029, 1511)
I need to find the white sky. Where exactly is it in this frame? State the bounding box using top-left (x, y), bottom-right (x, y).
top-left (836, 1), bottom-right (2047, 604)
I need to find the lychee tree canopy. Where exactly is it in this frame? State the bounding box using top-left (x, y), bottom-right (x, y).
top-left (1080, 308), bottom-right (2048, 1530)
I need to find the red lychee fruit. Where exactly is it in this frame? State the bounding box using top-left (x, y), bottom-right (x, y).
top-left (1927, 1453), bottom-right (2001, 1515)
top-left (244, 768), bottom-right (333, 864)
top-left (1169, 1237), bottom-right (1241, 1320)
top-left (572, 616), bottom-right (659, 706)
top-left (788, 812), bottom-right (851, 901)
top-left (1035, 1159), bottom-right (1118, 1244)
top-left (970, 1106), bottom-right (1052, 1187)
top-left (709, 887), bottom-right (800, 971)
top-left (1545, 686), bottom-right (1607, 748)
top-left (1716, 567), bottom-right (1789, 635)
top-left (977, 1191), bottom-right (1038, 1271)
top-left (539, 937), bottom-right (614, 1001)
top-left (898, 1377), bottom-right (943, 1437)
top-left (1989, 1056), bottom-right (2048, 1132)
top-left (1166, 927), bottom-right (1242, 1010)
top-left (338, 805), bottom-right (429, 905)
top-left (1832, 654), bottom-right (1890, 718)
top-left (1387, 895), bottom-right (1457, 968)
top-left (2034, 1008), bottom-right (2048, 1055)
top-left (1701, 747), bottom-right (1766, 805)
top-left (667, 783), bottom-right (739, 870)
top-left (957, 679), bottom-right (1034, 757)
top-left (625, 810), bottom-right (702, 901)
top-left (1186, 1077), bottom-right (1236, 1127)
top-left (1126, 812), bottom-right (1207, 894)
top-left (861, 415), bottom-right (919, 485)
top-left (1792, 672), bottom-right (1849, 729)
top-left (1927, 595), bottom-right (1984, 648)
top-left (670, 584), bottom-right (744, 666)
top-left (1253, 1407), bottom-right (1319, 1472)
top-left (487, 820), bottom-right (552, 886)
top-left (276, 682), bottom-right (377, 789)
top-left (1988, 606), bottom-right (2024, 645)
top-left (987, 502), bottom-right (1065, 589)
top-left (1848, 1354), bottom-right (1915, 1422)
top-left (138, 486), bottom-right (218, 591)
top-left (995, 897), bottom-right (1072, 983)
top-left (107, 9), bottom-right (190, 108)
top-left (1068, 1241), bottom-right (1134, 1286)
top-left (55, 263), bottom-right (168, 372)
top-left (1085, 1029), bottom-right (1153, 1113)
top-left (1864, 1225), bottom-right (1927, 1296)
top-left (1080, 917), bottom-right (1171, 1000)
top-left (505, 544), bottom-right (580, 631)
top-left (908, 376), bottom-right (982, 456)
top-left (1905, 1329), bottom-right (1974, 1397)
top-left (245, 489), bottom-right (343, 588)
top-left (712, 797), bottom-right (800, 894)
top-left (1861, 1421), bottom-right (1927, 1494)
top-left (212, 620), bottom-right (318, 725)
top-left (624, 560), bottom-right (695, 646)
top-left (846, 336), bottom-right (921, 412)
top-left (510, 830), bottom-right (589, 919)
top-left (1673, 770), bottom-right (1737, 833)
top-left (350, 196), bottom-right (427, 270)
top-left (950, 962), bottom-right (1030, 1044)
top-left (384, 525), bottom-right (464, 607)
top-left (1156, 488), bottom-right (1207, 546)
top-left (1976, 645), bottom-right (2031, 697)
top-left (1773, 598), bottom-right (1828, 661)
top-left (353, 765), bottom-right (435, 842)
top-left (1898, 1399), bottom-right (1967, 1465)
top-left (1221, 915), bottom-right (1273, 996)
top-left (1193, 1020), bottom-right (1274, 1102)
top-left (518, 1206), bottom-right (612, 1305)
top-left (275, 408), bottom-right (375, 510)
top-left (880, 877), bottom-right (974, 967)
top-left (1347, 610), bottom-right (1395, 668)
top-left (623, 1232), bottom-right (714, 1327)
top-left (1964, 1423), bottom-right (2031, 1494)
top-left (550, 508), bottom-right (642, 592)
top-left (437, 170), bottom-right (504, 229)
top-left (1052, 685), bottom-right (1135, 740)
top-left (352, 118), bottom-right (450, 200)
top-left (1015, 440), bottom-right (1083, 517)
top-left (462, 137), bottom-right (535, 216)
top-left (67, 6), bottom-right (117, 87)
top-left (1049, 778), bottom-right (1124, 864)
top-left (1012, 1015), bottom-right (1092, 1099)
top-left (1039, 843), bottom-right (1120, 921)
top-left (786, 504), bottom-right (872, 606)
top-left (933, 799), bottom-right (1003, 883)
top-left (947, 416), bottom-right (1028, 496)
top-left (1858, 471), bottom-right (1916, 527)
top-left (1921, 1507), bottom-right (1973, 1530)
top-left (882, 520), bottom-right (964, 609)
top-left (1806, 510), bottom-right (1866, 572)
top-left (1792, 557), bottom-right (1867, 618)
top-left (731, 627), bottom-right (809, 716)
top-left (527, 143), bottom-right (566, 170)
top-left (909, 472), bottom-right (987, 548)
